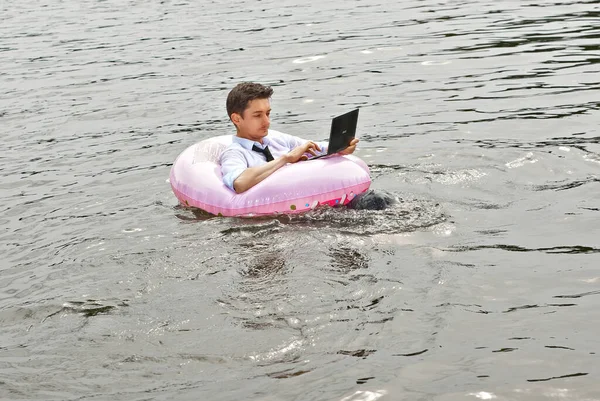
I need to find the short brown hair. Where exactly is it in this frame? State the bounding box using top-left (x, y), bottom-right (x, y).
top-left (226, 82), bottom-right (273, 119)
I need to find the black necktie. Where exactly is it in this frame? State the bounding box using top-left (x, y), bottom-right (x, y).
top-left (252, 144), bottom-right (274, 162)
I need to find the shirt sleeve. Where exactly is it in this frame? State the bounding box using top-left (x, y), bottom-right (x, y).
top-left (317, 141), bottom-right (328, 155)
top-left (220, 148), bottom-right (247, 191)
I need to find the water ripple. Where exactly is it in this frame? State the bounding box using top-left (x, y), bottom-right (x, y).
top-left (2, 0), bottom-right (599, 399)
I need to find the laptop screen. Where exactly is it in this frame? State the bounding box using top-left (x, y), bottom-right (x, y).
top-left (327, 109), bottom-right (359, 154)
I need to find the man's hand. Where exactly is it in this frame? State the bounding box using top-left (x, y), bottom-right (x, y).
top-left (286, 141), bottom-right (321, 163)
top-left (339, 138), bottom-right (359, 155)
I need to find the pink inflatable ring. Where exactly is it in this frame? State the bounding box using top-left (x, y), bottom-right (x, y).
top-left (169, 134), bottom-right (371, 217)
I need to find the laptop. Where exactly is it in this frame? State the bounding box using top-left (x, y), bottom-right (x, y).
top-left (308, 108), bottom-right (359, 160)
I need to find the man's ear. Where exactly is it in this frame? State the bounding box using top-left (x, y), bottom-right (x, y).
top-left (231, 112), bottom-right (242, 127)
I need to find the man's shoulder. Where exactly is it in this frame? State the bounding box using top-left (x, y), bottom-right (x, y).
top-left (267, 129), bottom-right (287, 137)
top-left (265, 130), bottom-right (297, 145)
top-left (224, 140), bottom-right (245, 151)
top-left (267, 129), bottom-right (292, 139)
top-left (220, 140), bottom-right (248, 162)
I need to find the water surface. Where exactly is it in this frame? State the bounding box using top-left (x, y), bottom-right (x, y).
top-left (1, 0), bottom-right (599, 400)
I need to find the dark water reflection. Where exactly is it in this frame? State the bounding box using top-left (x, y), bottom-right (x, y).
top-left (1, 0), bottom-right (600, 400)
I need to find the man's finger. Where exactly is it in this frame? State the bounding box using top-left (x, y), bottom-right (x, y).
top-left (306, 141), bottom-right (320, 152)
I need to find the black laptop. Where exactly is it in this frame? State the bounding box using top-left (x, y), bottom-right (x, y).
top-left (309, 109), bottom-right (359, 160)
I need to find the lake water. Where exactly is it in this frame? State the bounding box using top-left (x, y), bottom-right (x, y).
top-left (1, 0), bottom-right (599, 400)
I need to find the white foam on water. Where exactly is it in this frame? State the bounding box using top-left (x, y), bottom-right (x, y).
top-left (165, 178), bottom-right (170, 183)
top-left (340, 390), bottom-right (387, 401)
top-left (303, 99), bottom-right (314, 103)
top-left (436, 169), bottom-right (487, 185)
top-left (376, 47), bottom-right (402, 51)
top-left (468, 391), bottom-right (497, 400)
top-left (583, 154), bottom-right (600, 164)
top-left (545, 388), bottom-right (570, 398)
top-left (432, 222), bottom-right (455, 237)
top-left (122, 228), bottom-right (143, 233)
top-left (505, 152), bottom-right (537, 168)
top-left (514, 387), bottom-right (576, 398)
top-left (370, 232), bottom-right (417, 246)
top-left (293, 55), bottom-right (326, 64)
top-left (422, 60), bottom-right (452, 66)
top-left (559, 147), bottom-right (570, 152)
top-left (375, 148), bottom-right (386, 153)
top-left (361, 50), bottom-right (373, 54)
top-left (248, 339), bottom-right (304, 363)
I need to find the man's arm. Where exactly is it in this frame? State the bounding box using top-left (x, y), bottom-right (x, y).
top-left (232, 156), bottom-right (289, 193)
top-left (233, 141), bottom-right (321, 193)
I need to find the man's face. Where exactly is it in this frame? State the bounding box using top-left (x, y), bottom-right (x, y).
top-left (232, 98), bottom-right (271, 142)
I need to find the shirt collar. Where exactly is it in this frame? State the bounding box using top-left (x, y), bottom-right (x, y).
top-left (232, 132), bottom-right (271, 150)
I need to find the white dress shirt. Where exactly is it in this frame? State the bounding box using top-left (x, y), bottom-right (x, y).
top-left (220, 130), bottom-right (328, 191)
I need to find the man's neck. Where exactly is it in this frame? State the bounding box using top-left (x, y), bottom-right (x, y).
top-left (235, 131), bottom-right (265, 144)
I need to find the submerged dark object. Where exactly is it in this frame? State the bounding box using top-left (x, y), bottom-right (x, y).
top-left (347, 189), bottom-right (398, 210)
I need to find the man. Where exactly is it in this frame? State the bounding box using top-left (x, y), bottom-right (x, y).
top-left (220, 82), bottom-right (359, 194)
